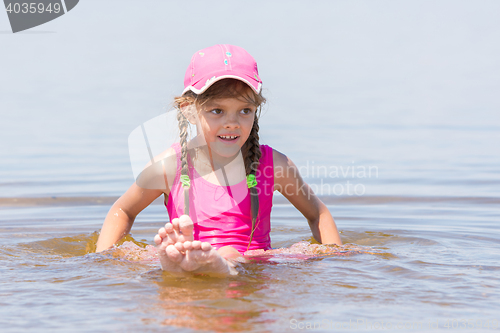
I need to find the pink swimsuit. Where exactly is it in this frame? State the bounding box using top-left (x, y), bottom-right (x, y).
top-left (165, 143), bottom-right (274, 253)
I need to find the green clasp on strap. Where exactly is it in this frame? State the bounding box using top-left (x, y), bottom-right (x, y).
top-left (246, 174), bottom-right (257, 188)
top-left (180, 174), bottom-right (190, 188)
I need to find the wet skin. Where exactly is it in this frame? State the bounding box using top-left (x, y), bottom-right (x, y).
top-left (154, 215), bottom-right (241, 277)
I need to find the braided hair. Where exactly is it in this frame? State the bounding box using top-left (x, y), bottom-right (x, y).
top-left (176, 107), bottom-right (191, 215)
top-left (241, 116), bottom-right (261, 248)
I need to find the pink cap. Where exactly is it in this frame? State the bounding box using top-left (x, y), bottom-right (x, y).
top-left (183, 44), bottom-right (262, 95)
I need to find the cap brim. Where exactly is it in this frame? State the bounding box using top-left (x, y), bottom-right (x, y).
top-left (182, 74), bottom-right (262, 96)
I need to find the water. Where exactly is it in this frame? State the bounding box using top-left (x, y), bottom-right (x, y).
top-left (1, 1), bottom-right (500, 332)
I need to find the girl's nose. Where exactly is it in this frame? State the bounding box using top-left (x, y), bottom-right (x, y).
top-left (223, 113), bottom-right (240, 128)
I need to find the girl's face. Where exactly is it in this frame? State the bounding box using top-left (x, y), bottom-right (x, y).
top-left (195, 96), bottom-right (257, 159)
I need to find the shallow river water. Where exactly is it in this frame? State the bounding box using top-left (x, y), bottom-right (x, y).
top-left (1, 1), bottom-right (500, 332)
top-left (1, 195), bottom-right (499, 332)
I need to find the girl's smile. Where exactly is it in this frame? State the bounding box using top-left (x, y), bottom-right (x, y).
top-left (217, 134), bottom-right (240, 143)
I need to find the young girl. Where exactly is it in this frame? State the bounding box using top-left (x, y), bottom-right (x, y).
top-left (96, 44), bottom-right (342, 277)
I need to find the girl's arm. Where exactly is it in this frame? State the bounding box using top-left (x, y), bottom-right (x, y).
top-left (96, 148), bottom-right (177, 252)
top-left (95, 183), bottom-right (164, 252)
top-left (273, 149), bottom-right (342, 245)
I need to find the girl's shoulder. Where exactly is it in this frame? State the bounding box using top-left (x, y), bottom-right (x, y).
top-left (270, 148), bottom-right (304, 190)
top-left (270, 147), bottom-right (292, 170)
top-left (135, 146), bottom-right (178, 194)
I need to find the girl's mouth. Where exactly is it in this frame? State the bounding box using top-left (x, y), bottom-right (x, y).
top-left (218, 135), bottom-right (239, 142)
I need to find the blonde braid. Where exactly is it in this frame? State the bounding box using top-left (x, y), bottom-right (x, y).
top-left (244, 116), bottom-right (261, 249)
top-left (177, 109), bottom-right (190, 215)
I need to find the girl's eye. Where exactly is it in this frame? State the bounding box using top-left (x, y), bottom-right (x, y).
top-left (210, 109), bottom-right (222, 115)
top-left (241, 108), bottom-right (253, 115)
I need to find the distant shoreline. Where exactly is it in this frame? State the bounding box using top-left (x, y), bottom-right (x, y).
top-left (1, 195), bottom-right (499, 207)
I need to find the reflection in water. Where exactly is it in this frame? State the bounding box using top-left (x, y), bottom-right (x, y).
top-left (149, 273), bottom-right (268, 332)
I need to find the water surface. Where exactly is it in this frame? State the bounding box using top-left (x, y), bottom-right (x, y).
top-left (1, 1), bottom-right (500, 332)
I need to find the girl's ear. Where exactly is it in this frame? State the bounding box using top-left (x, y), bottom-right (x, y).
top-left (180, 102), bottom-right (197, 125)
